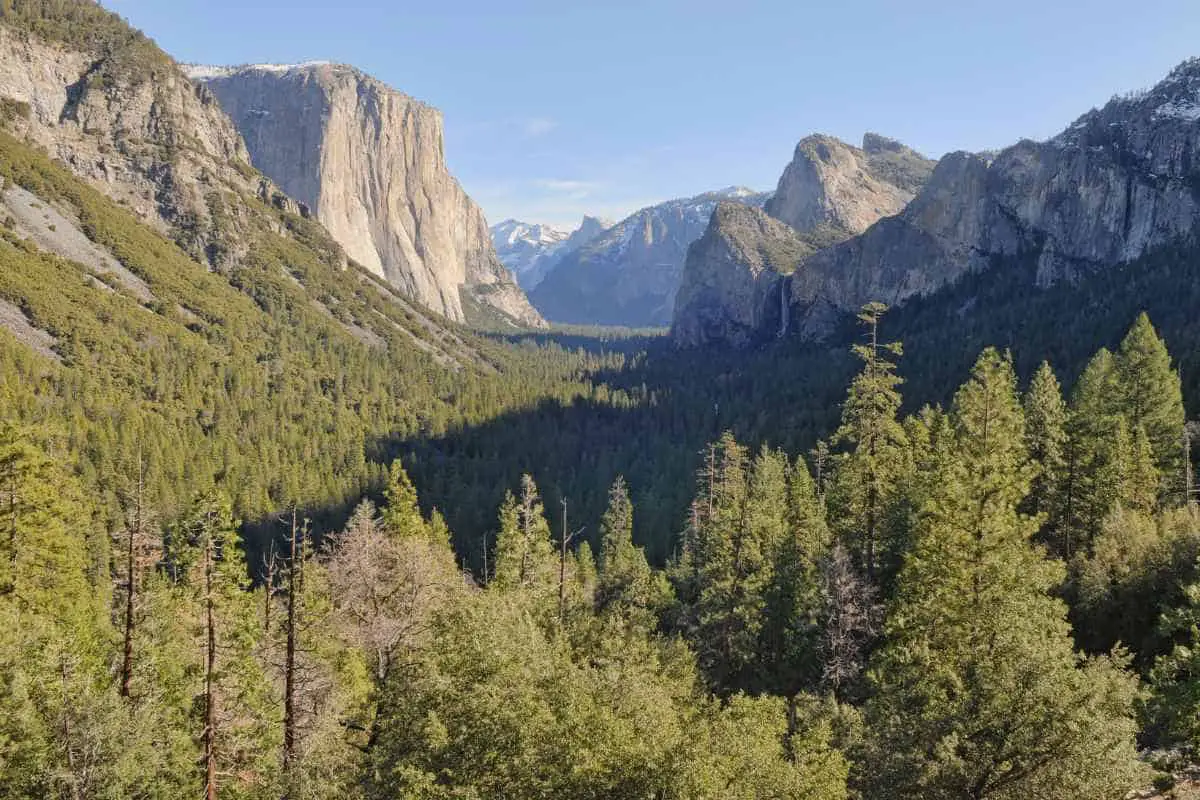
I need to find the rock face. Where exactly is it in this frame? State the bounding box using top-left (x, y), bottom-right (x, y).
top-left (765, 133), bottom-right (934, 237)
top-left (0, 23), bottom-right (271, 263)
top-left (531, 187), bottom-right (769, 327)
top-left (791, 59), bottom-right (1200, 338)
top-left (490, 215), bottom-right (610, 290)
top-left (189, 63), bottom-right (545, 327)
top-left (671, 203), bottom-right (812, 348)
top-left (671, 134), bottom-right (933, 346)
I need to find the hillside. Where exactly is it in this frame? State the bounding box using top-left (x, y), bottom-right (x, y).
top-left (0, 3), bottom-right (592, 535)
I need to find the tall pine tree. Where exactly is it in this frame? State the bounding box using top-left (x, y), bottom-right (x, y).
top-left (828, 302), bottom-right (909, 585)
top-left (863, 349), bottom-right (1142, 799)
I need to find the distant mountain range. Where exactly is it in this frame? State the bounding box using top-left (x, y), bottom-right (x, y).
top-left (490, 216), bottom-right (611, 291)
top-left (523, 187), bottom-right (770, 327)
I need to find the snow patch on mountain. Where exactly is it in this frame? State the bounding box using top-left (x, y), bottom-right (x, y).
top-left (491, 217), bottom-right (610, 290)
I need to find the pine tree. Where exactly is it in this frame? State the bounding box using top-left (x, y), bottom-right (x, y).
top-left (1116, 313), bottom-right (1185, 484)
top-left (1148, 570), bottom-right (1200, 748)
top-left (680, 433), bottom-right (763, 692)
top-left (1022, 361), bottom-right (1067, 531)
top-left (1063, 349), bottom-right (1126, 556)
top-left (381, 460), bottom-right (425, 540)
top-left (761, 456), bottom-right (829, 696)
top-left (596, 476), bottom-right (666, 626)
top-left (862, 349), bottom-right (1142, 799)
top-left (828, 302), bottom-right (909, 584)
top-left (491, 475), bottom-right (556, 594)
top-left (176, 490), bottom-right (280, 800)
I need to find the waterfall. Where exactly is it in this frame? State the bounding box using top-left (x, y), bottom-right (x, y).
top-left (778, 276), bottom-right (790, 338)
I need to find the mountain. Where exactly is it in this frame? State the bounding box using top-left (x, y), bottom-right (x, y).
top-left (490, 215), bottom-right (610, 290)
top-left (530, 187), bottom-right (769, 327)
top-left (765, 132), bottom-right (934, 236)
top-left (786, 61), bottom-right (1200, 339)
top-left (186, 62), bottom-right (545, 328)
top-left (672, 134), bottom-right (934, 346)
top-left (0, 0), bottom-right (564, 532)
top-left (671, 203), bottom-right (812, 347)
top-left (0, 9), bottom-right (272, 264)
top-left (490, 219), bottom-right (569, 288)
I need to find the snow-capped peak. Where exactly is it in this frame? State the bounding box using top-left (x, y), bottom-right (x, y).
top-left (183, 61), bottom-right (334, 81)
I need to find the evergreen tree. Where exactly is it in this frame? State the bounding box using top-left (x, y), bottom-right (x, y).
top-left (760, 456), bottom-right (829, 696)
top-left (491, 475), bottom-right (556, 595)
top-left (175, 490), bottom-right (280, 800)
top-left (828, 302), bottom-right (909, 584)
top-left (676, 433), bottom-right (763, 692)
top-left (862, 349), bottom-right (1142, 799)
top-left (381, 460), bottom-right (425, 540)
top-left (1022, 361), bottom-right (1067, 531)
top-left (1063, 349), bottom-right (1127, 556)
top-left (1147, 567), bottom-right (1200, 748)
top-left (596, 476), bottom-right (668, 626)
top-left (1116, 313), bottom-right (1185, 485)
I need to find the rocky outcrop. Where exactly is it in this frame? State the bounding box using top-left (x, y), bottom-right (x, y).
top-left (671, 133), bottom-right (932, 346)
top-left (531, 188), bottom-right (769, 327)
top-left (765, 133), bottom-right (934, 237)
top-left (671, 203), bottom-right (811, 348)
top-left (190, 63), bottom-right (544, 327)
top-left (0, 23), bottom-right (273, 263)
top-left (791, 59), bottom-right (1200, 338)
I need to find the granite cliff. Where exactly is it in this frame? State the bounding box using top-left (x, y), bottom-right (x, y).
top-left (672, 203), bottom-right (811, 347)
top-left (788, 60), bottom-right (1200, 339)
top-left (0, 20), bottom-right (280, 265)
top-left (189, 62), bottom-right (544, 327)
top-left (672, 134), bottom-right (933, 346)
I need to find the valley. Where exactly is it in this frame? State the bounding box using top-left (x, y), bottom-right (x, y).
top-left (1, 1), bottom-right (1200, 798)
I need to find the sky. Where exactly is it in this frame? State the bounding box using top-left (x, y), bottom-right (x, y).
top-left (108, 0), bottom-right (1200, 230)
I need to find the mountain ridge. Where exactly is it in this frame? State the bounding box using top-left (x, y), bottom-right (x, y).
top-left (529, 186), bottom-right (769, 327)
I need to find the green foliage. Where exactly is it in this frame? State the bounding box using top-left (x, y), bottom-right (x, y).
top-left (828, 303), bottom-right (911, 584)
top-left (382, 460), bottom-right (425, 539)
top-left (1147, 552), bottom-right (1200, 748)
top-left (1022, 361), bottom-right (1067, 530)
top-left (371, 585), bottom-right (847, 799)
top-left (491, 475), bottom-right (556, 595)
top-left (596, 475), bottom-right (670, 626)
top-left (1117, 313), bottom-right (1186, 487)
top-left (1, 0), bottom-right (172, 84)
top-left (862, 349), bottom-right (1144, 798)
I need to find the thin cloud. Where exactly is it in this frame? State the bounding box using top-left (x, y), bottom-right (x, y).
top-left (533, 178), bottom-right (602, 200)
top-left (522, 117), bottom-right (558, 137)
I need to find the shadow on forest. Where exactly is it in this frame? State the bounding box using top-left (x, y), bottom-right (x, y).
top-left (247, 243), bottom-right (1200, 578)
top-left (386, 334), bottom-right (856, 571)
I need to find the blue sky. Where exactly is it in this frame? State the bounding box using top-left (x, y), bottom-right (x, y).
top-left (109, 0), bottom-right (1200, 230)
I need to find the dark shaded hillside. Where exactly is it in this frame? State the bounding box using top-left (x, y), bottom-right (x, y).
top-left (406, 241), bottom-right (1200, 568)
